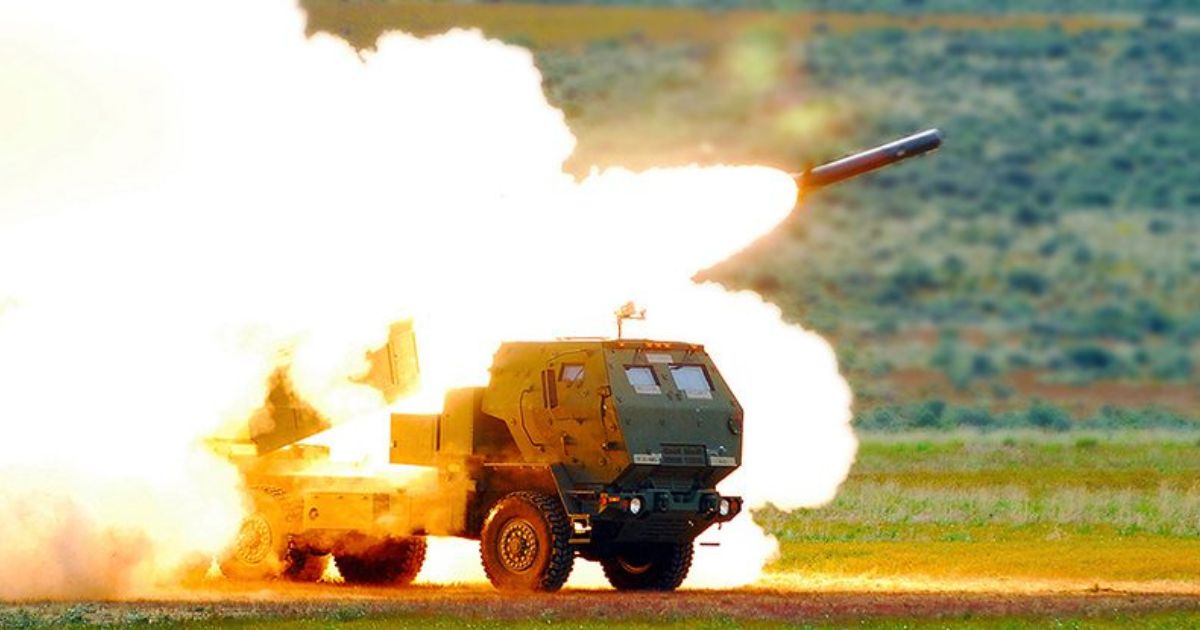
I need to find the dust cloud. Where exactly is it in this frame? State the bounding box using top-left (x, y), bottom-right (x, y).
top-left (0, 0), bottom-right (855, 597)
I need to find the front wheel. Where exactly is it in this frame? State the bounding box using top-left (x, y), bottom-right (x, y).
top-left (479, 492), bottom-right (575, 592)
top-left (600, 542), bottom-right (693, 591)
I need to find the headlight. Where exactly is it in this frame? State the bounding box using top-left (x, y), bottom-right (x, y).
top-left (629, 496), bottom-right (643, 515)
top-left (718, 498), bottom-right (731, 517)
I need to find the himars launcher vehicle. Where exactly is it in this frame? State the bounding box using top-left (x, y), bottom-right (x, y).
top-left (215, 129), bottom-right (943, 592)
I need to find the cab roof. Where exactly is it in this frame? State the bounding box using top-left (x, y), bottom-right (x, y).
top-left (499, 339), bottom-right (706, 352)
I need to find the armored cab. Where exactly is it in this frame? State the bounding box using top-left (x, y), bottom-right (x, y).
top-left (391, 339), bottom-right (744, 590)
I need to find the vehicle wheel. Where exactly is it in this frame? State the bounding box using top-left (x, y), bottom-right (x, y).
top-left (283, 550), bottom-right (326, 582)
top-left (479, 491), bottom-right (574, 592)
top-left (220, 488), bottom-right (292, 580)
top-left (335, 537), bottom-right (427, 585)
top-left (600, 541), bottom-right (694, 591)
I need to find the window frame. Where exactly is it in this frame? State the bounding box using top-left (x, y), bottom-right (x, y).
top-left (623, 364), bottom-right (662, 395)
top-left (559, 363), bottom-right (586, 383)
top-left (668, 363), bottom-right (714, 399)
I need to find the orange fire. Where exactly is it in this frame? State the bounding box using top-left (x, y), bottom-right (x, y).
top-left (318, 556), bottom-right (345, 585)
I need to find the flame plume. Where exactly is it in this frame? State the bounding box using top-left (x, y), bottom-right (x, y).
top-left (0, 0), bottom-right (856, 597)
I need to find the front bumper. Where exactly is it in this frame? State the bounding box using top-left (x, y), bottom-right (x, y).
top-left (569, 490), bottom-right (743, 545)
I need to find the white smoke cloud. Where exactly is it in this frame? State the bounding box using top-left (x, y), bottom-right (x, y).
top-left (0, 0), bottom-right (856, 597)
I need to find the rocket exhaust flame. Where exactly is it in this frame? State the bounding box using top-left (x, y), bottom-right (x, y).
top-left (0, 0), bottom-right (857, 598)
top-left (318, 557), bottom-right (345, 584)
top-left (205, 557), bottom-right (224, 581)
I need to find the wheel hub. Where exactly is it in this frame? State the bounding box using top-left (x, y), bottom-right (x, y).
top-left (617, 555), bottom-right (654, 575)
top-left (497, 519), bottom-right (539, 572)
top-left (234, 515), bottom-right (272, 565)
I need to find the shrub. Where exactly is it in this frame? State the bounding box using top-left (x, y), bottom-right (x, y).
top-left (1007, 269), bottom-right (1049, 295)
top-left (952, 406), bottom-right (996, 429)
top-left (1027, 401), bottom-right (1072, 431)
top-left (913, 399), bottom-right (948, 429)
top-left (970, 352), bottom-right (1000, 378)
top-left (1150, 349), bottom-right (1194, 380)
top-left (1147, 217), bottom-right (1174, 235)
top-left (1064, 345), bottom-right (1121, 374)
top-left (1082, 406), bottom-right (1197, 430)
top-left (854, 406), bottom-right (903, 431)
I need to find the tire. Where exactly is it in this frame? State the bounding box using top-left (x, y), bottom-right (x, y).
top-left (220, 488), bottom-right (292, 580)
top-left (335, 537), bottom-right (427, 586)
top-left (600, 542), bottom-right (694, 591)
top-left (479, 491), bottom-right (575, 592)
top-left (283, 550), bottom-right (326, 582)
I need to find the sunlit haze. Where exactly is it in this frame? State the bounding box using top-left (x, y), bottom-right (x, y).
top-left (0, 0), bottom-right (856, 598)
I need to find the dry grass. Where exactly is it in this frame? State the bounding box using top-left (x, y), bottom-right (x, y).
top-left (4, 589), bottom-right (1200, 628)
top-left (774, 535), bottom-right (1200, 583)
top-left (759, 434), bottom-right (1200, 584)
top-left (773, 483), bottom-right (1200, 535)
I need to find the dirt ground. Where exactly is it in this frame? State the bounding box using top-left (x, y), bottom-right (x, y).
top-left (5, 581), bottom-right (1200, 626)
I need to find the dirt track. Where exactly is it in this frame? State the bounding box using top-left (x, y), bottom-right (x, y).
top-left (5, 581), bottom-right (1200, 626)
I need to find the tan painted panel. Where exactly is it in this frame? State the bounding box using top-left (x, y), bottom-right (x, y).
top-left (390, 414), bottom-right (438, 466)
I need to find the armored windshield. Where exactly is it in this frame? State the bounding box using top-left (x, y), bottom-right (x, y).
top-left (624, 366), bottom-right (661, 394)
top-left (669, 364), bottom-right (713, 399)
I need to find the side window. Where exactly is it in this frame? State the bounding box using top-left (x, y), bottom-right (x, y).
top-left (560, 363), bottom-right (585, 383)
top-left (670, 364), bottom-right (713, 399)
top-left (624, 366), bottom-right (661, 395)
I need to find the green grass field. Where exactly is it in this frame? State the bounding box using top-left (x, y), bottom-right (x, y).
top-left (760, 431), bottom-right (1200, 584)
top-left (5, 431), bottom-right (1197, 627)
top-left (5, 595), bottom-right (1200, 629)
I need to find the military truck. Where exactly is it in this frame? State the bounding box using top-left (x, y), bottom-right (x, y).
top-left (216, 129), bottom-right (942, 592)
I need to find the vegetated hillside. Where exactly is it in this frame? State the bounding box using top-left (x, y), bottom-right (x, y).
top-left (406, 0), bottom-right (1198, 15)
top-left (303, 1), bottom-right (1131, 52)
top-left (486, 0), bottom-right (1198, 14)
top-left (701, 21), bottom-right (1200, 430)
top-left (304, 3), bottom-right (1200, 430)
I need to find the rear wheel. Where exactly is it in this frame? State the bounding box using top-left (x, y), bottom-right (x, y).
top-left (282, 550), bottom-right (326, 582)
top-left (335, 537), bottom-right (426, 585)
top-left (220, 488), bottom-right (292, 580)
top-left (479, 492), bottom-right (574, 592)
top-left (600, 542), bottom-right (693, 591)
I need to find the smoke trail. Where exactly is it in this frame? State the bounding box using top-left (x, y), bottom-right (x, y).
top-left (0, 0), bottom-right (856, 597)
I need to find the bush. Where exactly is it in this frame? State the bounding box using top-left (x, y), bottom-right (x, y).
top-left (854, 406), bottom-right (904, 431)
top-left (970, 352), bottom-right (1000, 378)
top-left (1081, 406), bottom-right (1198, 430)
top-left (1064, 345), bottom-right (1121, 374)
top-left (1027, 401), bottom-right (1072, 431)
top-left (952, 406), bottom-right (996, 429)
top-left (1007, 269), bottom-right (1049, 296)
top-left (914, 399), bottom-right (948, 429)
top-left (1150, 348), bottom-right (1194, 380)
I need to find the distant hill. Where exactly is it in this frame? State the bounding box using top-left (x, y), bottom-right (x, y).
top-left (304, 1), bottom-right (1200, 430)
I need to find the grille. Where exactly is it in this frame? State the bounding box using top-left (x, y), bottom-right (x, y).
top-left (661, 444), bottom-right (706, 467)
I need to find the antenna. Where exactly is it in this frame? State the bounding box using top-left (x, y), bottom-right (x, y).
top-left (614, 302), bottom-right (646, 339)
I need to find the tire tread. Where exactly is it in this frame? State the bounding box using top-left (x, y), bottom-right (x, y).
top-left (479, 491), bottom-right (574, 592)
top-left (600, 542), bottom-right (693, 591)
